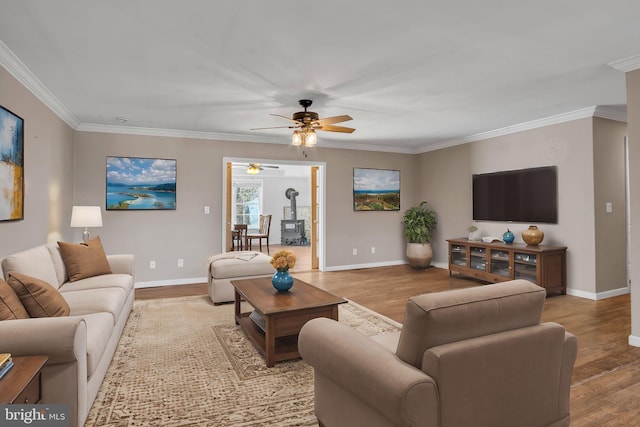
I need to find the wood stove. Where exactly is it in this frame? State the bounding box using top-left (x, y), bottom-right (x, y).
top-left (281, 188), bottom-right (307, 245)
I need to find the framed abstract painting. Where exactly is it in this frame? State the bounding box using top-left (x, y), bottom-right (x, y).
top-left (106, 156), bottom-right (177, 210)
top-left (0, 105), bottom-right (24, 221)
top-left (353, 168), bottom-right (400, 211)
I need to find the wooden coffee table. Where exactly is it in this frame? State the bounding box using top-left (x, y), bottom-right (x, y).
top-left (232, 276), bottom-right (346, 367)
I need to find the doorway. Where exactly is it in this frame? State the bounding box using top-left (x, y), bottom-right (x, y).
top-left (222, 157), bottom-right (325, 271)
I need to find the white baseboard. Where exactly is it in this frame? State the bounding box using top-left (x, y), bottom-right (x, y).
top-left (566, 286), bottom-right (630, 300)
top-left (135, 276), bottom-right (207, 289)
top-left (324, 260), bottom-right (407, 272)
top-left (629, 335), bottom-right (640, 347)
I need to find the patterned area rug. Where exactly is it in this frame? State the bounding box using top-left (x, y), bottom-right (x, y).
top-left (85, 296), bottom-right (401, 426)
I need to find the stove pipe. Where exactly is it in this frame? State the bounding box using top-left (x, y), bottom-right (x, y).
top-left (285, 188), bottom-right (299, 221)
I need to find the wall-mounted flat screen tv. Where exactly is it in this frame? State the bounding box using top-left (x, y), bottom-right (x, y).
top-left (473, 166), bottom-right (557, 224)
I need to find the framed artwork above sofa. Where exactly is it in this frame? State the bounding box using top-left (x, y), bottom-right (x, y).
top-left (0, 105), bottom-right (24, 221)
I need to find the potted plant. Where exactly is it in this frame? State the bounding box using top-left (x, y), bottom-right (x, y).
top-left (402, 201), bottom-right (437, 268)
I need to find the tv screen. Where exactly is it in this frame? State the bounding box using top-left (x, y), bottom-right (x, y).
top-left (473, 166), bottom-right (557, 224)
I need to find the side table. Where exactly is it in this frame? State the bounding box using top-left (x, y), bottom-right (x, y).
top-left (0, 355), bottom-right (48, 404)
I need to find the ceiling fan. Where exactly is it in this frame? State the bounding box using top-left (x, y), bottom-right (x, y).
top-left (237, 163), bottom-right (280, 174)
top-left (251, 99), bottom-right (355, 147)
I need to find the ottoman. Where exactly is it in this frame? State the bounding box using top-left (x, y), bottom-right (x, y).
top-left (206, 251), bottom-right (274, 304)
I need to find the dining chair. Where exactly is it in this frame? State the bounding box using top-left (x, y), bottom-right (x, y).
top-left (232, 224), bottom-right (248, 251)
top-left (246, 214), bottom-right (272, 254)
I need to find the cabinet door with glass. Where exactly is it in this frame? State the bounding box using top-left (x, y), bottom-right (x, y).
top-left (514, 252), bottom-right (538, 283)
top-left (489, 249), bottom-right (511, 278)
top-left (469, 246), bottom-right (487, 271)
top-left (450, 243), bottom-right (467, 267)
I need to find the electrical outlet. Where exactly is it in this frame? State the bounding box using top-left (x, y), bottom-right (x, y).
top-left (149, 260), bottom-right (156, 269)
top-left (352, 248), bottom-right (357, 255)
top-left (178, 259), bottom-right (184, 268)
top-left (371, 247), bottom-right (375, 254)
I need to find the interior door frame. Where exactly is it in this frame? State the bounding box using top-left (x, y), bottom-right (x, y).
top-left (222, 157), bottom-right (326, 270)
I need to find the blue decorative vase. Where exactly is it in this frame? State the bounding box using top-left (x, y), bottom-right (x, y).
top-left (503, 228), bottom-right (515, 244)
top-left (272, 269), bottom-right (294, 292)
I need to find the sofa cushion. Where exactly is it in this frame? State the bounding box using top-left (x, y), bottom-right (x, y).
top-left (208, 251), bottom-right (274, 279)
top-left (0, 279), bottom-right (29, 320)
top-left (59, 273), bottom-right (134, 295)
top-left (396, 280), bottom-right (546, 368)
top-left (7, 272), bottom-right (71, 318)
top-left (80, 312), bottom-right (114, 377)
top-left (1, 245), bottom-right (59, 289)
top-left (46, 243), bottom-right (69, 286)
top-left (62, 287), bottom-right (127, 324)
top-left (58, 236), bottom-right (112, 282)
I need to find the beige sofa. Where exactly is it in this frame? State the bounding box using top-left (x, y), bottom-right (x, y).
top-left (0, 243), bottom-right (134, 427)
top-left (299, 280), bottom-right (578, 427)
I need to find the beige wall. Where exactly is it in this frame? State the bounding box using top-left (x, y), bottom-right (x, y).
top-left (593, 117), bottom-right (628, 293)
top-left (627, 69), bottom-right (640, 344)
top-left (73, 131), bottom-right (416, 282)
top-left (0, 66), bottom-right (74, 260)
top-left (418, 118), bottom-right (620, 296)
top-left (416, 143), bottom-right (472, 268)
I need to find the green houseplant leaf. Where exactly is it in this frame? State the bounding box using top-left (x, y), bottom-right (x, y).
top-left (402, 201), bottom-right (437, 244)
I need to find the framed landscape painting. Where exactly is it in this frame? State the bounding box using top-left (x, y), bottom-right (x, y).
top-left (0, 105), bottom-right (24, 221)
top-left (106, 156), bottom-right (176, 210)
top-left (353, 168), bottom-right (400, 211)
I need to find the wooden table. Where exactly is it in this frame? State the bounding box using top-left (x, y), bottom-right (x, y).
top-left (232, 277), bottom-right (346, 367)
top-left (0, 355), bottom-right (48, 404)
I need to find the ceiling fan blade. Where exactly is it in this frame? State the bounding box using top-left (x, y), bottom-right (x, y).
top-left (270, 114), bottom-right (304, 125)
top-left (250, 125), bottom-right (298, 130)
top-left (316, 124), bottom-right (356, 133)
top-left (261, 165), bottom-right (280, 169)
top-left (314, 115), bottom-right (353, 126)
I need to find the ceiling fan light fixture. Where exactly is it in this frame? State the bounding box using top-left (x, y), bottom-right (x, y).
top-left (247, 165), bottom-right (260, 174)
top-left (304, 129), bottom-right (316, 147)
top-left (292, 130), bottom-right (303, 146)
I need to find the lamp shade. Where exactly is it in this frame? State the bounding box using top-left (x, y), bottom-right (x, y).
top-left (70, 206), bottom-right (103, 228)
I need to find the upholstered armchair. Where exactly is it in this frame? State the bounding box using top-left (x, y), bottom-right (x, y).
top-left (299, 280), bottom-right (577, 427)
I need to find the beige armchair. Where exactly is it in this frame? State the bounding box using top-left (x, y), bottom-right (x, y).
top-left (299, 280), bottom-right (577, 427)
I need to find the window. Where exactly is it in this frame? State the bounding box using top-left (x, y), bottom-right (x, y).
top-left (232, 180), bottom-right (262, 229)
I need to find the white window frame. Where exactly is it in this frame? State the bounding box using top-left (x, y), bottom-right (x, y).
top-left (232, 180), bottom-right (263, 230)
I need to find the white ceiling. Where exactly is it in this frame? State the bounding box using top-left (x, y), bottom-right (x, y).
top-left (1, 1), bottom-right (639, 153)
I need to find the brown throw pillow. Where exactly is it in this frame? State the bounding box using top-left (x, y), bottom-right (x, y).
top-left (0, 278), bottom-right (29, 320)
top-left (57, 236), bottom-right (112, 282)
top-left (7, 273), bottom-right (70, 318)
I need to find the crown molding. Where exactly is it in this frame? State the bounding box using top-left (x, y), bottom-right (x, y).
top-left (75, 123), bottom-right (287, 144)
top-left (608, 53), bottom-right (640, 72)
top-left (417, 106), bottom-right (601, 153)
top-left (0, 41), bottom-right (79, 129)
top-left (76, 123), bottom-right (418, 153)
top-left (594, 105), bottom-right (627, 122)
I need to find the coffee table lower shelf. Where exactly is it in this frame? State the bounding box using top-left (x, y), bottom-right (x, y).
top-left (237, 313), bottom-right (300, 365)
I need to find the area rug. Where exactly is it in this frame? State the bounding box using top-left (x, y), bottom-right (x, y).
top-left (84, 296), bottom-right (401, 426)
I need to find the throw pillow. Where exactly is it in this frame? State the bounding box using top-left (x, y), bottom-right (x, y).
top-left (0, 279), bottom-right (29, 320)
top-left (7, 272), bottom-right (70, 318)
top-left (57, 236), bottom-right (112, 282)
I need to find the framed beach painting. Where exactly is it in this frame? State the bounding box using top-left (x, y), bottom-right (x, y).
top-left (0, 105), bottom-right (24, 221)
top-left (353, 168), bottom-right (400, 211)
top-left (106, 156), bottom-right (176, 210)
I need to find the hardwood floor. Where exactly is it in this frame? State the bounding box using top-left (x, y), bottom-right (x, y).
top-left (135, 265), bottom-right (640, 426)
